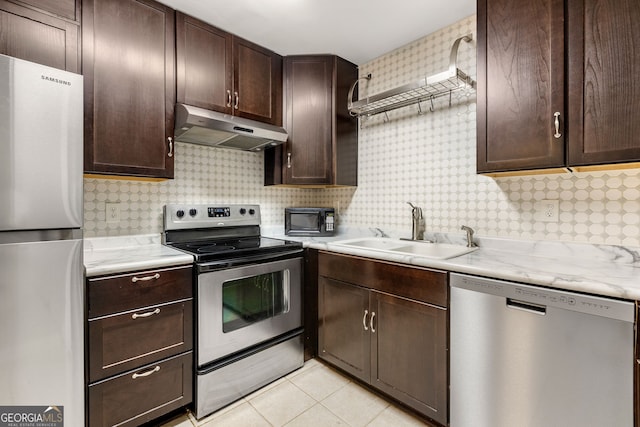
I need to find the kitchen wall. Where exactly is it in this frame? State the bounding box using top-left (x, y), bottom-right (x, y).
top-left (84, 14), bottom-right (640, 247)
top-left (83, 144), bottom-right (320, 237)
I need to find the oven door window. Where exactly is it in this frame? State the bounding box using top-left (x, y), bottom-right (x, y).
top-left (222, 270), bottom-right (290, 333)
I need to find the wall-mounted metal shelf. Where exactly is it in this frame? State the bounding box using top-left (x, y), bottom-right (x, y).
top-left (347, 34), bottom-right (476, 119)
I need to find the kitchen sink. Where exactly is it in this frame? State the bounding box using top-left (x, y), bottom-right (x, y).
top-left (329, 238), bottom-right (477, 260)
top-left (334, 238), bottom-right (407, 250)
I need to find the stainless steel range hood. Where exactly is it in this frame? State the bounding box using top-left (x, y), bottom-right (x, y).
top-left (174, 103), bottom-right (288, 152)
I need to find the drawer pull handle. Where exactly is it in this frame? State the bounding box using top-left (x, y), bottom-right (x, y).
top-left (132, 365), bottom-right (160, 379)
top-left (131, 273), bottom-right (160, 283)
top-left (362, 309), bottom-right (369, 331)
top-left (131, 308), bottom-right (160, 319)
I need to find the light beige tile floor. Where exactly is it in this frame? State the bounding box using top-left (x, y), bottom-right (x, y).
top-left (160, 358), bottom-right (428, 427)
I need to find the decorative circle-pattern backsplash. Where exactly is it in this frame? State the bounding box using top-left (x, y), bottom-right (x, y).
top-left (84, 14), bottom-right (640, 247)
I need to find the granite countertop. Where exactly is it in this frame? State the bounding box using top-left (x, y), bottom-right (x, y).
top-left (84, 234), bottom-right (193, 277)
top-left (262, 225), bottom-right (640, 301)
top-left (85, 228), bottom-right (640, 301)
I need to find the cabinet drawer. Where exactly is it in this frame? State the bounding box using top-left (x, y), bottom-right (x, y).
top-left (88, 266), bottom-right (192, 318)
top-left (88, 352), bottom-right (193, 427)
top-left (318, 252), bottom-right (448, 307)
top-left (89, 300), bottom-right (193, 382)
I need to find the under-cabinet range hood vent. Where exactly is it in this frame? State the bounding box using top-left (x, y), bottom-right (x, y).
top-left (174, 104), bottom-right (288, 152)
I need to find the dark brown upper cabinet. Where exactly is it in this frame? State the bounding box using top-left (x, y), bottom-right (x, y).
top-left (0, 0), bottom-right (79, 72)
top-left (477, 0), bottom-right (640, 175)
top-left (567, 0), bottom-right (640, 167)
top-left (176, 12), bottom-right (282, 126)
top-left (83, 0), bottom-right (176, 179)
top-left (265, 55), bottom-right (358, 187)
top-left (476, 0), bottom-right (565, 174)
top-left (18, 0), bottom-right (78, 21)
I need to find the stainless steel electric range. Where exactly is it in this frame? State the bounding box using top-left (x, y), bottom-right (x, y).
top-left (162, 204), bottom-right (304, 419)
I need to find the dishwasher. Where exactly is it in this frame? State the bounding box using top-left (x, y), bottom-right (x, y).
top-left (450, 273), bottom-right (635, 427)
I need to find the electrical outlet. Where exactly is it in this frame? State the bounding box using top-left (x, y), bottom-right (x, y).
top-left (536, 199), bottom-right (559, 223)
top-left (106, 202), bottom-right (120, 223)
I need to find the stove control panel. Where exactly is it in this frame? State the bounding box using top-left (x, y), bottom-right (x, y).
top-left (163, 204), bottom-right (261, 231)
top-left (208, 207), bottom-right (231, 217)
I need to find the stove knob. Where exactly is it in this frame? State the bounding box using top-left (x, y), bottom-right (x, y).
top-left (189, 208), bottom-right (197, 217)
top-left (249, 209), bottom-right (256, 215)
top-left (239, 208), bottom-right (247, 215)
top-left (176, 209), bottom-right (185, 218)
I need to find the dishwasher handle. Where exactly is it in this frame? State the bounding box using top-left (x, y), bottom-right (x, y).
top-left (506, 298), bottom-right (546, 315)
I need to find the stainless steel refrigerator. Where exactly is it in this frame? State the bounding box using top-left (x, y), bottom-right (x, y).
top-left (0, 55), bottom-right (84, 425)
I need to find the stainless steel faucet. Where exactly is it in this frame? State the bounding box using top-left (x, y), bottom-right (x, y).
top-left (461, 225), bottom-right (478, 247)
top-left (407, 202), bottom-right (425, 240)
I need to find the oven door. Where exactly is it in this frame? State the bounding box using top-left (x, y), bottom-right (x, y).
top-left (197, 256), bottom-right (302, 367)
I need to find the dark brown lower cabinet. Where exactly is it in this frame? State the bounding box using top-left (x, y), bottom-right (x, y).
top-left (371, 291), bottom-right (447, 420)
top-left (318, 252), bottom-right (448, 426)
top-left (88, 353), bottom-right (192, 427)
top-left (319, 277), bottom-right (370, 382)
top-left (87, 266), bottom-right (193, 426)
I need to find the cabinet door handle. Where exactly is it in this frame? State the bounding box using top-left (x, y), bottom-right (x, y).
top-left (226, 90), bottom-right (232, 107)
top-left (132, 365), bottom-right (160, 379)
top-left (167, 137), bottom-right (173, 157)
top-left (553, 112), bottom-right (562, 139)
top-left (362, 309), bottom-right (369, 331)
top-left (131, 273), bottom-right (160, 283)
top-left (234, 91), bottom-right (239, 109)
top-left (131, 308), bottom-right (161, 319)
top-left (287, 152), bottom-right (292, 169)
top-left (370, 311), bottom-right (376, 333)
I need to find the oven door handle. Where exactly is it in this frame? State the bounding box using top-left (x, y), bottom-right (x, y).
top-left (197, 249), bottom-right (304, 272)
top-left (283, 269), bottom-right (291, 312)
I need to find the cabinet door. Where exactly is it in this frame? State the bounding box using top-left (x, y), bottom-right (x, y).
top-left (83, 0), bottom-right (175, 178)
top-left (567, 0), bottom-right (640, 166)
top-left (18, 0), bottom-right (78, 20)
top-left (477, 0), bottom-right (565, 173)
top-left (233, 36), bottom-right (282, 126)
top-left (318, 277), bottom-right (370, 383)
top-left (176, 12), bottom-right (232, 114)
top-left (371, 292), bottom-right (448, 426)
top-left (283, 56), bottom-right (334, 185)
top-left (0, 0), bottom-right (79, 72)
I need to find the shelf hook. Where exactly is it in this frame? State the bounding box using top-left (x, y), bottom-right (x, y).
top-left (417, 100), bottom-right (423, 115)
top-left (347, 73), bottom-right (372, 116)
top-left (429, 95), bottom-right (435, 113)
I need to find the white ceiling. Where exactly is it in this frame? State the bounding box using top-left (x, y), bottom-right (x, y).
top-left (156, 0), bottom-right (477, 65)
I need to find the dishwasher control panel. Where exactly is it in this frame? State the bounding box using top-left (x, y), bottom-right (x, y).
top-left (450, 273), bottom-right (634, 322)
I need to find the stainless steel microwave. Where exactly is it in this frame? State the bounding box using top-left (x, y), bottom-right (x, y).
top-left (285, 207), bottom-right (335, 236)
